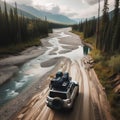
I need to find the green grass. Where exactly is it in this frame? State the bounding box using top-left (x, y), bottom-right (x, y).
top-left (108, 55), bottom-right (120, 73)
top-left (0, 37), bottom-right (42, 57)
top-left (84, 35), bottom-right (96, 47)
top-left (72, 30), bottom-right (84, 39)
top-left (72, 30), bottom-right (96, 46)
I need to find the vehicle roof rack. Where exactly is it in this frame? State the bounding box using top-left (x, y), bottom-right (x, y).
top-left (51, 81), bottom-right (72, 92)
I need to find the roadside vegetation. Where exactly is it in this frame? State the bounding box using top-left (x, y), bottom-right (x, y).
top-left (72, 0), bottom-right (120, 119)
top-left (73, 31), bottom-right (120, 120)
top-left (0, 37), bottom-right (41, 56)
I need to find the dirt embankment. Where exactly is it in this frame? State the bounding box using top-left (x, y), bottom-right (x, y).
top-left (109, 73), bottom-right (120, 94)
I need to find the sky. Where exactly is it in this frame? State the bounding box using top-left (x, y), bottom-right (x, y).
top-left (1, 0), bottom-right (115, 19)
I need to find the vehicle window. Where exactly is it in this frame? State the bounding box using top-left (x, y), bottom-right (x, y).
top-left (49, 92), bottom-right (67, 99)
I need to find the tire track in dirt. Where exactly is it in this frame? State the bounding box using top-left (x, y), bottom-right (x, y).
top-left (52, 61), bottom-right (84, 120)
top-left (78, 59), bottom-right (96, 120)
top-left (88, 69), bottom-right (112, 120)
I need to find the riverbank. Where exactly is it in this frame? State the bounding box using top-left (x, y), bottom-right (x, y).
top-left (0, 46), bottom-right (46, 86)
top-left (0, 35), bottom-right (54, 86)
top-left (0, 37), bottom-right (43, 58)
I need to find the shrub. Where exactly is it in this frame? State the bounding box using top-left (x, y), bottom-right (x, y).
top-left (108, 55), bottom-right (120, 73)
top-left (90, 49), bottom-right (104, 62)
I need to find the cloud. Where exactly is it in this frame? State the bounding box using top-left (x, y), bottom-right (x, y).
top-left (85, 0), bottom-right (103, 5)
top-left (59, 6), bottom-right (79, 18)
top-left (79, 0), bottom-right (114, 18)
top-left (33, 3), bottom-right (78, 18)
top-left (33, 0), bottom-right (114, 19)
top-left (32, 0), bottom-right (114, 19)
top-left (1, 0), bottom-right (33, 5)
top-left (45, 3), bottom-right (60, 14)
top-left (33, 3), bottom-right (60, 14)
top-left (82, 0), bottom-right (85, 4)
top-left (50, 6), bottom-right (60, 14)
top-left (2, 0), bottom-right (115, 19)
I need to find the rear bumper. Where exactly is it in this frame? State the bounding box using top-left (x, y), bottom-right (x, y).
top-left (46, 100), bottom-right (73, 110)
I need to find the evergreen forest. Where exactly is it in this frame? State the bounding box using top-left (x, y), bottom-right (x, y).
top-left (72, 0), bottom-right (120, 54)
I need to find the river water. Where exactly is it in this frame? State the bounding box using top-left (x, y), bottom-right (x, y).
top-left (0, 28), bottom-right (90, 106)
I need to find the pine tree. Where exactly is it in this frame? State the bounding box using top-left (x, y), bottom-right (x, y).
top-left (78, 21), bottom-right (83, 32)
top-left (83, 19), bottom-right (88, 38)
top-left (111, 0), bottom-right (120, 52)
top-left (112, 15), bottom-right (120, 52)
top-left (99, 0), bottom-right (109, 52)
top-left (113, 0), bottom-right (119, 26)
top-left (14, 2), bottom-right (19, 43)
top-left (96, 0), bottom-right (101, 49)
top-left (0, 6), bottom-right (3, 45)
top-left (9, 8), bottom-right (14, 43)
top-left (4, 1), bottom-right (10, 44)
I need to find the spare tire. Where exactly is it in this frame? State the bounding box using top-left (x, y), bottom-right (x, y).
top-left (52, 97), bottom-right (63, 110)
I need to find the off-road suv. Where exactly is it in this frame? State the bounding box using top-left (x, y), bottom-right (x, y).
top-left (46, 72), bottom-right (79, 110)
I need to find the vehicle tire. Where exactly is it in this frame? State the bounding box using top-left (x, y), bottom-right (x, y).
top-left (52, 97), bottom-right (63, 110)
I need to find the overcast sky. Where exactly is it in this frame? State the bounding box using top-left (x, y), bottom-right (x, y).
top-left (2, 0), bottom-right (115, 19)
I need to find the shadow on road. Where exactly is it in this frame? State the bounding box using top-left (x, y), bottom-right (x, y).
top-left (52, 93), bottom-right (83, 120)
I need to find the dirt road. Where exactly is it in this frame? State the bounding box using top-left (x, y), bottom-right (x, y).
top-left (12, 28), bottom-right (112, 120)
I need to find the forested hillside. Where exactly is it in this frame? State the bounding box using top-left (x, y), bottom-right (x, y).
top-left (96, 0), bottom-right (120, 53)
top-left (72, 0), bottom-right (120, 119)
top-left (0, 1), bottom-right (69, 49)
top-left (73, 0), bottom-right (120, 54)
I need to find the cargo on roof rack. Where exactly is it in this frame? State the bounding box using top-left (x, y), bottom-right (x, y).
top-left (49, 72), bottom-right (71, 91)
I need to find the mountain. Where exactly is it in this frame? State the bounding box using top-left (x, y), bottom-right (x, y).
top-left (73, 18), bottom-right (86, 23)
top-left (16, 4), bottom-right (75, 24)
top-left (0, 0), bottom-right (36, 19)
